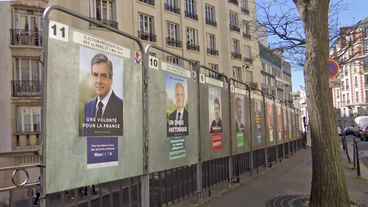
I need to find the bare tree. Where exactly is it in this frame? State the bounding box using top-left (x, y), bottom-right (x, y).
top-left (257, 0), bottom-right (351, 206)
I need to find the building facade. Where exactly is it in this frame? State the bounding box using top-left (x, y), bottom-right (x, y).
top-left (331, 17), bottom-right (368, 128)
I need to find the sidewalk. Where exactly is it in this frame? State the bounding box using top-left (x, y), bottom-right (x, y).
top-left (174, 145), bottom-right (368, 207)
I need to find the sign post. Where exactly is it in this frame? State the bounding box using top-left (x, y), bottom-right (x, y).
top-left (328, 60), bottom-right (340, 88)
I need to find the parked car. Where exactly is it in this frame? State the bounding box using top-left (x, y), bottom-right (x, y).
top-left (344, 127), bottom-right (355, 136)
top-left (354, 116), bottom-right (368, 137)
top-left (361, 125), bottom-right (368, 141)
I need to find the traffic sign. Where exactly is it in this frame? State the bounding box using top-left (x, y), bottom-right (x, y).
top-left (329, 60), bottom-right (339, 78)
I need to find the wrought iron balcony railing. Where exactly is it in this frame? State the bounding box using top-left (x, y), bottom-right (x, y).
top-left (241, 7), bottom-right (249, 14)
top-left (231, 52), bottom-right (242, 59)
top-left (12, 80), bottom-right (41, 97)
top-left (244, 57), bottom-right (253, 63)
top-left (207, 48), bottom-right (219, 56)
top-left (205, 19), bottom-right (217, 27)
top-left (10, 29), bottom-right (42, 46)
top-left (186, 43), bottom-right (200, 52)
top-left (89, 17), bottom-right (118, 29)
top-left (243, 32), bottom-right (251, 39)
top-left (185, 11), bottom-right (198, 20)
top-left (166, 37), bottom-right (181, 48)
top-left (230, 24), bottom-right (240, 32)
top-left (164, 3), bottom-right (180, 14)
top-left (138, 31), bottom-right (157, 42)
top-left (138, 0), bottom-right (155, 6)
top-left (229, 0), bottom-right (238, 5)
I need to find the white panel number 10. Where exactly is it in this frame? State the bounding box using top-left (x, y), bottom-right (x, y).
top-left (49, 20), bottom-right (69, 42)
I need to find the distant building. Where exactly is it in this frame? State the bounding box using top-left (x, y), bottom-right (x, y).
top-left (331, 16), bottom-right (368, 127)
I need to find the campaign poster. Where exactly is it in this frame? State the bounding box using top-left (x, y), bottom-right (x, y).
top-left (169, 137), bottom-right (186, 160)
top-left (166, 74), bottom-right (189, 137)
top-left (235, 94), bottom-right (245, 147)
top-left (87, 137), bottom-right (118, 169)
top-left (209, 85), bottom-right (222, 150)
top-left (277, 107), bottom-right (282, 140)
top-left (283, 108), bottom-right (287, 140)
top-left (268, 104), bottom-right (274, 142)
top-left (288, 110), bottom-right (292, 139)
top-left (78, 46), bottom-right (124, 137)
top-left (209, 85), bottom-right (222, 133)
top-left (255, 99), bottom-right (262, 144)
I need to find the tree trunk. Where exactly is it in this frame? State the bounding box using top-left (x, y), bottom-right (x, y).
top-left (293, 0), bottom-right (350, 206)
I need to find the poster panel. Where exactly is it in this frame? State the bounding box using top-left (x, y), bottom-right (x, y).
top-left (283, 106), bottom-right (289, 142)
top-left (251, 93), bottom-right (265, 150)
top-left (267, 99), bottom-right (276, 147)
top-left (276, 102), bottom-right (283, 144)
top-left (147, 58), bottom-right (198, 173)
top-left (45, 21), bottom-right (143, 194)
top-left (199, 75), bottom-right (230, 162)
top-left (231, 84), bottom-right (251, 155)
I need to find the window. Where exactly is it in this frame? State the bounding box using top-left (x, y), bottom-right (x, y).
top-left (12, 8), bottom-right (43, 46)
top-left (347, 93), bottom-right (350, 104)
top-left (187, 28), bottom-right (199, 52)
top-left (166, 22), bottom-right (181, 47)
top-left (261, 63), bottom-right (266, 71)
top-left (139, 14), bottom-right (156, 42)
top-left (167, 56), bottom-right (179, 65)
top-left (138, 0), bottom-right (155, 6)
top-left (90, 0), bottom-right (117, 28)
top-left (356, 91), bottom-right (359, 102)
top-left (17, 106), bottom-right (41, 133)
top-left (185, 0), bottom-right (198, 20)
top-left (208, 64), bottom-right (219, 78)
top-left (231, 39), bottom-right (241, 59)
top-left (165, 0), bottom-right (180, 14)
top-left (355, 76), bottom-right (358, 87)
top-left (233, 67), bottom-right (242, 81)
top-left (205, 5), bottom-right (216, 27)
top-left (241, 0), bottom-right (249, 14)
top-left (242, 21), bottom-right (251, 39)
top-left (189, 61), bottom-right (199, 70)
top-left (245, 70), bottom-right (253, 82)
top-left (229, 12), bottom-right (239, 32)
top-left (207, 33), bottom-right (218, 56)
top-left (13, 58), bottom-right (42, 97)
top-left (363, 44), bottom-right (368, 55)
top-left (244, 45), bottom-right (252, 63)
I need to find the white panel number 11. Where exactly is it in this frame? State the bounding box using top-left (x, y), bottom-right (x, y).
top-left (49, 20), bottom-right (69, 42)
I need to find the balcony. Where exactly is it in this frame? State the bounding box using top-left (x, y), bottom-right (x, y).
top-left (231, 52), bottom-right (242, 59)
top-left (164, 3), bottom-right (180, 14)
top-left (205, 19), bottom-right (217, 27)
top-left (166, 37), bottom-right (181, 48)
top-left (229, 0), bottom-right (238, 5)
top-left (230, 24), bottom-right (240, 32)
top-left (241, 7), bottom-right (249, 14)
top-left (138, 0), bottom-right (155, 6)
top-left (89, 17), bottom-right (118, 29)
top-left (138, 31), bottom-right (157, 42)
top-left (185, 11), bottom-right (198, 21)
top-left (207, 48), bottom-right (219, 56)
top-left (244, 57), bottom-right (253, 64)
top-left (243, 32), bottom-right (251, 39)
top-left (186, 43), bottom-right (200, 52)
top-left (10, 29), bottom-right (42, 46)
top-left (12, 80), bottom-right (41, 97)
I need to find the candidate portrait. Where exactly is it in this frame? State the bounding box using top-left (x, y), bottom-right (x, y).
top-left (82, 53), bottom-right (123, 136)
top-left (210, 97), bottom-right (222, 133)
top-left (235, 96), bottom-right (244, 133)
top-left (167, 76), bottom-right (189, 137)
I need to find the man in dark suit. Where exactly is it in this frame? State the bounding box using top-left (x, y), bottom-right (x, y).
top-left (83, 53), bottom-right (123, 136)
top-left (210, 98), bottom-right (222, 133)
top-left (235, 97), bottom-right (244, 133)
top-left (167, 82), bottom-right (189, 137)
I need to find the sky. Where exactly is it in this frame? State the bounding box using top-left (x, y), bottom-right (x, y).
top-left (287, 0), bottom-right (368, 92)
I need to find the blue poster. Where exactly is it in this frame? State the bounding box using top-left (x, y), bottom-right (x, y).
top-left (87, 137), bottom-right (118, 169)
